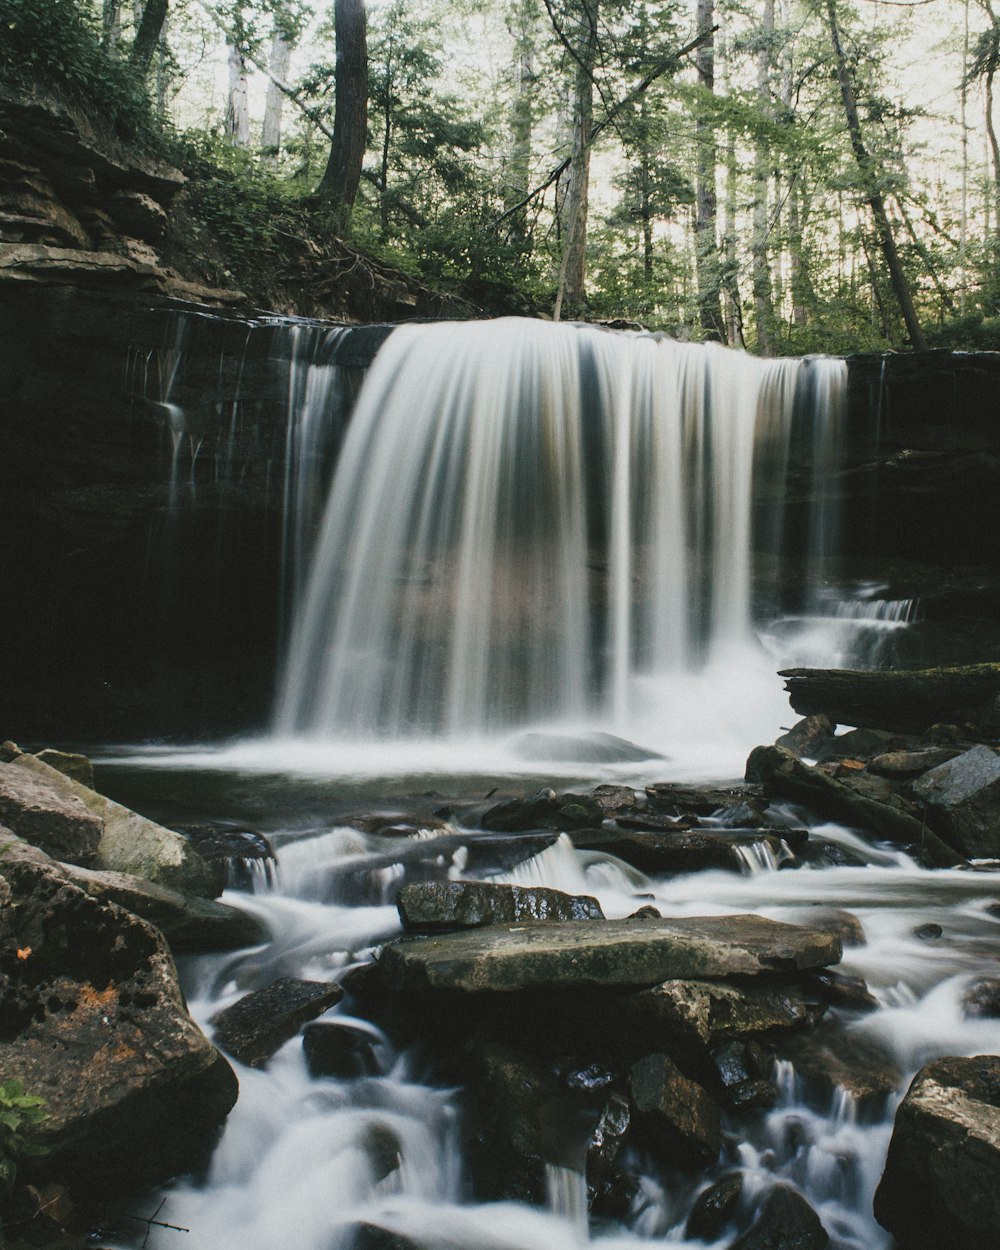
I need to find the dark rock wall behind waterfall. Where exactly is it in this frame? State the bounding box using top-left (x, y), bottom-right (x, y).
top-left (1, 287), bottom-right (998, 742)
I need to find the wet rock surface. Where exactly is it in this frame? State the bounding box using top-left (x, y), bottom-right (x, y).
top-left (396, 880), bottom-right (604, 931)
top-left (730, 1184), bottom-right (829, 1250)
top-left (629, 1051), bottom-right (721, 1169)
top-left (0, 839), bottom-right (238, 1192)
top-left (377, 914), bottom-right (842, 996)
top-left (211, 977), bottom-right (344, 1066)
top-left (0, 761), bottom-right (102, 865)
top-left (910, 744), bottom-right (1000, 858)
top-left (875, 1054), bottom-right (1000, 1250)
top-left (11, 752), bottom-right (220, 895)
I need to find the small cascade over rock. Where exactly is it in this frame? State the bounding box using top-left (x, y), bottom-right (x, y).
top-left (275, 319), bottom-right (847, 742)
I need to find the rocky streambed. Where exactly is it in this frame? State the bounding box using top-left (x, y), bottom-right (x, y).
top-left (3, 666), bottom-right (1000, 1249)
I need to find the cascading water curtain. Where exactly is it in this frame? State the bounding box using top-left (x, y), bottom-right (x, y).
top-left (275, 319), bottom-right (846, 741)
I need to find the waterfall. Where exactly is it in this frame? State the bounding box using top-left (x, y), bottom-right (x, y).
top-left (275, 318), bottom-right (847, 743)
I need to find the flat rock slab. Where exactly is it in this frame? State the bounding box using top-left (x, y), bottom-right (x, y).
top-left (212, 977), bottom-right (343, 1066)
top-left (397, 880), bottom-right (604, 932)
top-left (377, 914), bottom-right (841, 995)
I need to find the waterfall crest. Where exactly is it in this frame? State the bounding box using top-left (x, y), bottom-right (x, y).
top-left (275, 318), bottom-right (846, 742)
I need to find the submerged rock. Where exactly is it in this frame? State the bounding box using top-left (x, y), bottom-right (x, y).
top-left (874, 1054), bottom-right (1000, 1250)
top-left (686, 1172), bottom-right (744, 1241)
top-left (377, 914), bottom-right (841, 996)
top-left (0, 840), bottom-right (238, 1192)
top-left (396, 880), bottom-right (604, 931)
top-left (730, 1184), bottom-right (829, 1250)
top-left (570, 828), bottom-right (785, 875)
top-left (773, 1021), bottom-right (901, 1111)
top-left (303, 1022), bottom-right (381, 1079)
top-left (509, 731), bottom-right (664, 764)
top-left (211, 976), bottom-right (343, 1066)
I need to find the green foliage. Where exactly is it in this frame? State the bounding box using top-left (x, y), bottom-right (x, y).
top-left (0, 1079), bottom-right (48, 1197)
top-left (175, 132), bottom-right (303, 282)
top-left (0, 0), bottom-right (159, 140)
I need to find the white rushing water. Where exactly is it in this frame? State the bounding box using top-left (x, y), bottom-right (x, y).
top-left (274, 319), bottom-right (846, 753)
top-left (109, 812), bottom-right (1000, 1250)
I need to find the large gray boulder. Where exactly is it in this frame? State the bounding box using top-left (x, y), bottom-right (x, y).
top-left (0, 839), bottom-right (238, 1192)
top-left (0, 760), bottom-right (102, 864)
top-left (377, 914), bottom-right (841, 996)
top-left (910, 745), bottom-right (1000, 858)
top-left (10, 753), bottom-right (219, 895)
top-left (874, 1054), bottom-right (1000, 1250)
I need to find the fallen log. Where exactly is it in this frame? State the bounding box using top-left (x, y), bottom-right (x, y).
top-left (779, 663), bottom-right (1000, 737)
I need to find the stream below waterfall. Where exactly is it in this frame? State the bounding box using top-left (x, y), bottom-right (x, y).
top-left (92, 743), bottom-right (1000, 1250)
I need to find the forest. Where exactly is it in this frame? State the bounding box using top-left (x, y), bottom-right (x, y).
top-left (3, 0), bottom-right (998, 353)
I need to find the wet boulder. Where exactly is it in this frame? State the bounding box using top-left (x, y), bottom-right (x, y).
top-left (61, 862), bottom-right (269, 953)
top-left (629, 1052), bottom-right (721, 1170)
top-left (509, 731), bottom-right (663, 764)
top-left (396, 880), bottom-right (604, 932)
top-left (303, 1022), bottom-right (381, 1079)
top-left (177, 823), bottom-right (275, 890)
top-left (773, 1020), bottom-right (901, 1113)
top-left (624, 978), bottom-right (812, 1049)
top-left (775, 716), bottom-right (834, 760)
top-left (729, 1184), bottom-right (828, 1250)
top-left (645, 782), bottom-right (768, 820)
top-left (211, 977), bottom-right (343, 1066)
top-left (10, 753), bottom-right (220, 895)
top-left (874, 1054), bottom-right (1000, 1250)
top-left (377, 914), bottom-right (842, 996)
top-left (868, 746), bottom-right (961, 779)
top-left (33, 749), bottom-right (95, 789)
top-left (0, 761), bottom-right (102, 864)
top-left (0, 840), bottom-right (238, 1192)
top-left (746, 745), bottom-right (925, 842)
top-left (910, 744), bottom-right (1000, 858)
top-left (467, 1042), bottom-right (595, 1203)
top-left (570, 828), bottom-right (785, 875)
top-left (686, 1172), bottom-right (744, 1241)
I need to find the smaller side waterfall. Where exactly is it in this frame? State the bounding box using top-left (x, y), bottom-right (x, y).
top-left (276, 319), bottom-right (847, 743)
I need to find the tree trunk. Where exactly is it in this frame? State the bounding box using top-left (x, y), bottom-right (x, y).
top-left (780, 663), bottom-right (1000, 736)
top-left (224, 41), bottom-right (251, 147)
top-left (751, 0), bottom-right (776, 353)
top-left (694, 0), bottom-right (725, 341)
top-left (824, 0), bottom-right (927, 351)
top-left (102, 0), bottom-right (122, 47)
top-left (555, 0), bottom-right (599, 321)
top-left (262, 29), bottom-right (295, 162)
top-left (506, 0), bottom-right (538, 238)
top-left (317, 0), bottom-right (369, 234)
top-left (129, 0), bottom-right (167, 74)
